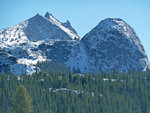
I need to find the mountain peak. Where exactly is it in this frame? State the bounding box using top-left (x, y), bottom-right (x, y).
top-left (95, 18), bottom-right (131, 33)
top-left (99, 18), bottom-right (124, 24)
top-left (96, 18), bottom-right (123, 28)
top-left (44, 12), bottom-right (53, 18)
top-left (44, 12), bottom-right (79, 40)
top-left (28, 13), bottom-right (46, 23)
top-left (44, 12), bottom-right (60, 23)
top-left (69, 18), bottom-right (150, 73)
top-left (103, 17), bottom-right (123, 21)
top-left (33, 13), bottom-right (43, 19)
top-left (66, 20), bottom-right (71, 25)
top-left (62, 20), bottom-right (78, 35)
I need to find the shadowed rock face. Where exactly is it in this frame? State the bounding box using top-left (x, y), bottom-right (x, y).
top-left (66, 18), bottom-right (150, 73)
top-left (38, 40), bottom-right (77, 63)
top-left (0, 52), bottom-right (17, 73)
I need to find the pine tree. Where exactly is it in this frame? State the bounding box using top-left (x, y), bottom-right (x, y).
top-left (11, 85), bottom-right (32, 113)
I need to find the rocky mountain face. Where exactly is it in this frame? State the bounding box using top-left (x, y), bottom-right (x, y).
top-left (66, 18), bottom-right (150, 73)
top-left (0, 12), bottom-right (79, 75)
top-left (0, 13), bottom-right (149, 75)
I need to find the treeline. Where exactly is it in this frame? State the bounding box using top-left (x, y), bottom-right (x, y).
top-left (36, 61), bottom-right (70, 74)
top-left (0, 62), bottom-right (150, 113)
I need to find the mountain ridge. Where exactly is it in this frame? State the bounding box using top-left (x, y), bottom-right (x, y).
top-left (0, 13), bottom-right (149, 75)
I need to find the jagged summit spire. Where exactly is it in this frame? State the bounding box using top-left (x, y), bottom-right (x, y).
top-left (66, 20), bottom-right (71, 24)
top-left (62, 20), bottom-right (78, 35)
top-left (44, 12), bottom-right (58, 21)
top-left (44, 12), bottom-right (61, 24)
top-left (44, 12), bottom-right (53, 18)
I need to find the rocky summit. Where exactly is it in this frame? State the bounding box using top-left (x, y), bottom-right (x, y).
top-left (0, 13), bottom-right (149, 75)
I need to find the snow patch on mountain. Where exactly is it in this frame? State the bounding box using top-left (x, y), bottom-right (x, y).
top-left (66, 42), bottom-right (90, 73)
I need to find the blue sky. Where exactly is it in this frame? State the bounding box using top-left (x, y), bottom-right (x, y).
top-left (0, 0), bottom-right (150, 60)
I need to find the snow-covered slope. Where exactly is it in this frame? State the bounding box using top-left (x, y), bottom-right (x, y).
top-left (66, 18), bottom-right (150, 73)
top-left (0, 12), bottom-right (79, 75)
top-left (0, 15), bottom-right (150, 75)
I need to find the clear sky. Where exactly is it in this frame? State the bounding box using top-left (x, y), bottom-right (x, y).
top-left (0, 0), bottom-right (150, 60)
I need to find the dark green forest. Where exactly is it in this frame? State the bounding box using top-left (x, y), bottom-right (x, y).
top-left (0, 61), bottom-right (150, 113)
